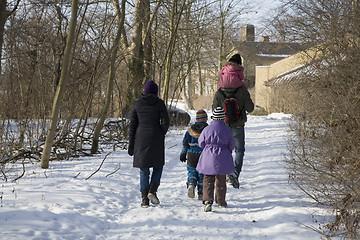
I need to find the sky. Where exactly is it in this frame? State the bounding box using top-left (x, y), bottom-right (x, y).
top-left (241, 0), bottom-right (283, 39)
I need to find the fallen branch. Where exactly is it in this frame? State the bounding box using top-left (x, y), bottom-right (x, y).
top-left (85, 152), bottom-right (112, 180)
top-left (0, 169), bottom-right (8, 182)
top-left (106, 163), bottom-right (121, 177)
top-left (73, 172), bottom-right (81, 178)
top-left (12, 160), bottom-right (26, 182)
top-left (168, 144), bottom-right (177, 149)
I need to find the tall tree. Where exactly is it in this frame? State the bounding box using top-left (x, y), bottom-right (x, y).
top-left (180, 0), bottom-right (196, 110)
top-left (40, 0), bottom-right (79, 169)
top-left (218, 0), bottom-right (225, 71)
top-left (142, 0), bottom-right (163, 80)
top-left (91, 0), bottom-right (126, 154)
top-left (0, 0), bottom-right (20, 74)
top-left (161, 0), bottom-right (186, 105)
top-left (124, 0), bottom-right (162, 113)
top-left (125, 0), bottom-right (147, 113)
top-left (216, 0), bottom-right (242, 69)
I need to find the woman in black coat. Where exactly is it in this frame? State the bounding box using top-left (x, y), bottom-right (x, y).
top-left (128, 80), bottom-right (169, 208)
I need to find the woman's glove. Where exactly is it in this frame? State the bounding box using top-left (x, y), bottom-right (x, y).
top-left (180, 153), bottom-right (186, 162)
top-left (128, 145), bottom-right (134, 156)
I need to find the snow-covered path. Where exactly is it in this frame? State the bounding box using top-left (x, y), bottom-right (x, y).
top-left (0, 114), bottom-right (329, 240)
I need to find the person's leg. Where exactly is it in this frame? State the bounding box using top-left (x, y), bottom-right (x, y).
top-left (203, 175), bottom-right (215, 212)
top-left (139, 168), bottom-right (150, 207)
top-left (150, 167), bottom-right (163, 185)
top-left (148, 167), bottom-right (163, 204)
top-left (215, 175), bottom-right (227, 207)
top-left (197, 172), bottom-right (204, 195)
top-left (187, 165), bottom-right (198, 185)
top-left (187, 165), bottom-right (197, 198)
top-left (203, 175), bottom-right (215, 204)
top-left (231, 126), bottom-right (245, 177)
top-left (140, 168), bottom-right (150, 192)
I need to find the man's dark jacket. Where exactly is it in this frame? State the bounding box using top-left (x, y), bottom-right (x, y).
top-left (212, 87), bottom-right (254, 127)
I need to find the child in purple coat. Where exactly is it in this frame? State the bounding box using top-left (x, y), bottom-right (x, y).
top-left (196, 107), bottom-right (235, 212)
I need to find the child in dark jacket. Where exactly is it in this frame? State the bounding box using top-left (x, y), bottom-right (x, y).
top-left (180, 109), bottom-right (208, 200)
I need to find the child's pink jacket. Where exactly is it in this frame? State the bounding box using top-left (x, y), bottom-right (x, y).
top-left (218, 62), bottom-right (246, 89)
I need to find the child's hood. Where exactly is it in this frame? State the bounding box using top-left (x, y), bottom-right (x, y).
top-left (188, 122), bottom-right (208, 138)
top-left (222, 61), bottom-right (244, 71)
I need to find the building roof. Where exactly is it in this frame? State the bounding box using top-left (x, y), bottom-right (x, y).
top-left (233, 41), bottom-right (302, 57)
top-left (264, 57), bottom-right (331, 86)
top-left (264, 64), bottom-right (307, 86)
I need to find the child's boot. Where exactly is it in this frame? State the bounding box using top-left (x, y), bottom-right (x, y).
top-left (187, 183), bottom-right (196, 198)
top-left (204, 201), bottom-right (212, 212)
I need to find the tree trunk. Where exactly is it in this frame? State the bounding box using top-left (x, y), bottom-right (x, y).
top-left (184, 2), bottom-right (194, 110)
top-left (218, 0), bottom-right (225, 71)
top-left (142, 0), bottom-right (152, 81)
top-left (181, 80), bottom-right (192, 110)
top-left (162, 0), bottom-right (186, 105)
top-left (124, 0), bottom-right (162, 114)
top-left (142, 0), bottom-right (163, 82)
top-left (40, 0), bottom-right (79, 169)
top-left (0, 0), bottom-right (7, 75)
top-left (197, 55), bottom-right (203, 95)
top-left (186, 67), bottom-right (194, 109)
top-left (125, 0), bottom-right (146, 114)
top-left (0, 0), bottom-right (20, 75)
top-left (91, 0), bottom-right (125, 154)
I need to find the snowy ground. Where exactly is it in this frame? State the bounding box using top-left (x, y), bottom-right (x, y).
top-left (0, 111), bottom-right (332, 240)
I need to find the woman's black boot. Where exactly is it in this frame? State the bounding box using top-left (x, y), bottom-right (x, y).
top-left (147, 182), bottom-right (160, 204)
top-left (141, 190), bottom-right (150, 208)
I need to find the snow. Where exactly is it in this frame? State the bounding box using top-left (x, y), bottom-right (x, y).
top-left (0, 111), bottom-right (333, 240)
top-left (256, 54), bottom-right (292, 58)
top-left (266, 113), bottom-right (292, 120)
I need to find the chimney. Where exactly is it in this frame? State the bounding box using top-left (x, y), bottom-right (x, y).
top-left (262, 36), bottom-right (270, 42)
top-left (241, 24), bottom-right (255, 42)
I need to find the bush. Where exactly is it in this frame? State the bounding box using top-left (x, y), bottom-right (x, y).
top-left (283, 45), bottom-right (360, 239)
top-left (270, 0), bottom-right (360, 237)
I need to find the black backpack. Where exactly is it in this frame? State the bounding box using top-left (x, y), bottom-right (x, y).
top-left (219, 89), bottom-right (241, 125)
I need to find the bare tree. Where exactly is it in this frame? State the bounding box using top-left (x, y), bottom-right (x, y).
top-left (91, 0), bottom-right (125, 154)
top-left (0, 0), bottom-right (20, 74)
top-left (123, 0), bottom-right (163, 115)
top-left (40, 0), bottom-right (79, 169)
top-left (161, 0), bottom-right (187, 105)
top-left (0, 0), bottom-right (256, 175)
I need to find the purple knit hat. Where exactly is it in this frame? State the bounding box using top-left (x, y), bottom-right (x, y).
top-left (144, 80), bottom-right (158, 95)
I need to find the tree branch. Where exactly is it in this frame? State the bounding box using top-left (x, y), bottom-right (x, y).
top-left (85, 152), bottom-right (112, 180)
